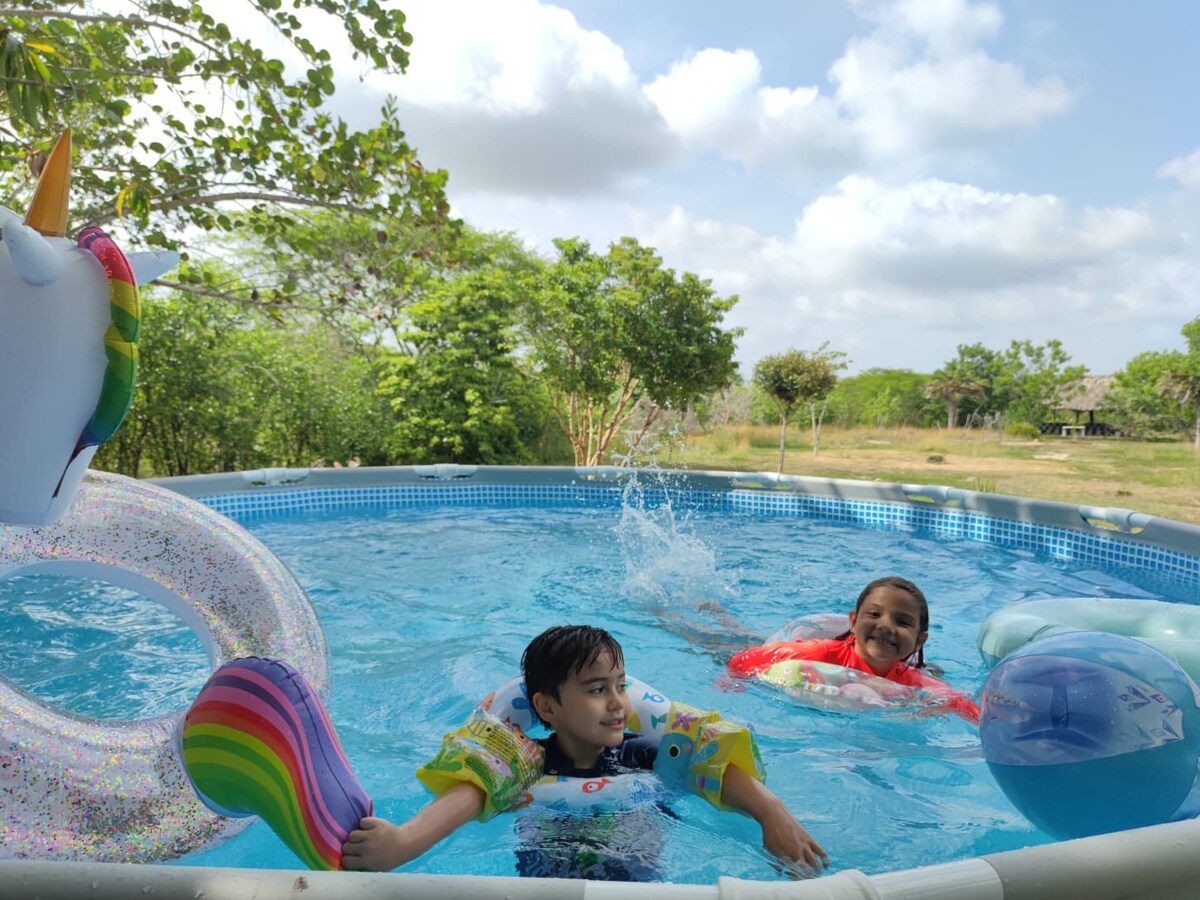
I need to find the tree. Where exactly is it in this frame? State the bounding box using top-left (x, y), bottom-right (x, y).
top-left (1107, 351), bottom-right (1189, 439)
top-left (2, 2), bottom-right (450, 308)
top-left (523, 237), bottom-right (740, 466)
top-left (995, 339), bottom-right (1086, 426)
top-left (220, 209), bottom-right (537, 349)
top-left (241, 325), bottom-right (394, 467)
top-left (828, 369), bottom-right (937, 428)
top-left (378, 270), bottom-right (548, 464)
top-left (92, 270), bottom-right (394, 477)
top-left (93, 284), bottom-right (254, 477)
top-left (754, 345), bottom-right (846, 473)
top-left (925, 360), bottom-right (988, 429)
top-left (1159, 317), bottom-right (1200, 450)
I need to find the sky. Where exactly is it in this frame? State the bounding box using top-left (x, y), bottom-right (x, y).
top-left (334, 0), bottom-right (1199, 376)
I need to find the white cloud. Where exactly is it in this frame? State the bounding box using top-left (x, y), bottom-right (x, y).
top-left (632, 178), bottom-right (1184, 375)
top-left (363, 0), bottom-right (675, 195)
top-left (832, 44), bottom-right (1072, 160)
top-left (833, 0), bottom-right (1073, 162)
top-left (639, 0), bottom-right (1071, 173)
top-left (1158, 150), bottom-right (1200, 189)
top-left (880, 0), bottom-right (1004, 57)
top-left (318, 0), bottom-right (1077, 195)
top-left (644, 49), bottom-right (854, 167)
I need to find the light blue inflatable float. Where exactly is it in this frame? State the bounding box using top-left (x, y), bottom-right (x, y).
top-left (978, 598), bottom-right (1200, 840)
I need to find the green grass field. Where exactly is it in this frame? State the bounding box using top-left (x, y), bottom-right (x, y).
top-left (648, 425), bottom-right (1200, 526)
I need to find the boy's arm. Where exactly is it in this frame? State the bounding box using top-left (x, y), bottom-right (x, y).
top-left (342, 782), bottom-right (485, 872)
top-left (719, 763), bottom-right (829, 877)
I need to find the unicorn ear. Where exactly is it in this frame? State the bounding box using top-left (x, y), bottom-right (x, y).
top-left (1, 219), bottom-right (63, 286)
top-left (126, 249), bottom-right (180, 286)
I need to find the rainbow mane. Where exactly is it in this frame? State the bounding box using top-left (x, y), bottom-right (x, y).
top-left (76, 226), bottom-right (139, 450)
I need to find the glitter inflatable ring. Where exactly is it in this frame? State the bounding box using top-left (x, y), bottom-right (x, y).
top-left (0, 470), bottom-right (328, 862)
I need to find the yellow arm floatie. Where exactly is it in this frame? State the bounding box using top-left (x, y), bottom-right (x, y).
top-left (652, 701), bottom-right (764, 810)
top-left (415, 709), bottom-right (544, 821)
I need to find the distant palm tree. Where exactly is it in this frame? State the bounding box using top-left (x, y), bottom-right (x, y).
top-left (925, 363), bottom-right (987, 429)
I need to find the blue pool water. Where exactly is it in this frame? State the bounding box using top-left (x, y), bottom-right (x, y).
top-left (0, 485), bottom-right (1188, 882)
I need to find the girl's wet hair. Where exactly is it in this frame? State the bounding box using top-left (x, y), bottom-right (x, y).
top-left (837, 576), bottom-right (930, 668)
top-left (522, 624), bottom-right (625, 702)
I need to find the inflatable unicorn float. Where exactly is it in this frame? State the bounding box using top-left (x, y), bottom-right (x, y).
top-left (0, 131), bottom-right (369, 869)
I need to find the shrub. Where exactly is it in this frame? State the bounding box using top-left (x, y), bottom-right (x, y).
top-left (1005, 422), bottom-right (1041, 440)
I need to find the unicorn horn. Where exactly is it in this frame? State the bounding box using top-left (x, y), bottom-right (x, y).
top-left (25, 128), bottom-right (72, 238)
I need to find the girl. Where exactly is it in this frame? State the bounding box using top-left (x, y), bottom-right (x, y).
top-left (728, 576), bottom-right (980, 723)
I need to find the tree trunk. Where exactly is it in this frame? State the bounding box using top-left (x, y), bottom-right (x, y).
top-left (811, 400), bottom-right (828, 455)
top-left (777, 411), bottom-right (789, 474)
top-left (946, 400), bottom-right (958, 429)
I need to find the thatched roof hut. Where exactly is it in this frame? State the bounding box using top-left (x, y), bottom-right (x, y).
top-left (1055, 374), bottom-right (1115, 424)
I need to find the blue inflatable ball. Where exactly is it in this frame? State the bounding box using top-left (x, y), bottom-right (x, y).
top-left (980, 630), bottom-right (1200, 840)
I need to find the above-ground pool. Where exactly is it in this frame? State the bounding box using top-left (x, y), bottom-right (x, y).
top-left (3, 465), bottom-right (1200, 898)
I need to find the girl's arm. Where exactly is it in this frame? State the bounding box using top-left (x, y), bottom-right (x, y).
top-left (903, 668), bottom-right (981, 724)
top-left (719, 763), bottom-right (829, 876)
top-left (341, 781), bottom-right (485, 872)
top-left (728, 639), bottom-right (831, 677)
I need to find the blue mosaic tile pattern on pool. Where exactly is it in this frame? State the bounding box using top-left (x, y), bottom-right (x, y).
top-left (198, 484), bottom-right (1200, 587)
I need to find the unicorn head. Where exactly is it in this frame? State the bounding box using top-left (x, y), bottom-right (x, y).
top-left (0, 129), bottom-right (180, 526)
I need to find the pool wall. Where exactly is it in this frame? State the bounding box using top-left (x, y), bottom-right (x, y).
top-left (5, 464), bottom-right (1200, 898)
top-left (5, 817), bottom-right (1200, 898)
top-left (155, 464), bottom-right (1200, 588)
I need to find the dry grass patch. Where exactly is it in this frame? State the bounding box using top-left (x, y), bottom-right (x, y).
top-left (673, 425), bottom-right (1200, 525)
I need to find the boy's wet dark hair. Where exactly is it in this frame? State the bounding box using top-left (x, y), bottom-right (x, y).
top-left (522, 624), bottom-right (625, 703)
top-left (836, 576), bottom-right (930, 668)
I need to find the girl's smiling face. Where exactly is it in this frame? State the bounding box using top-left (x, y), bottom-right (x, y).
top-left (849, 584), bottom-right (928, 676)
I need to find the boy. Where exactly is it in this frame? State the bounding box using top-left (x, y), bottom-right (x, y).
top-left (342, 624), bottom-right (828, 877)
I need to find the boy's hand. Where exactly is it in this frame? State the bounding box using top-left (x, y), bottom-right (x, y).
top-left (758, 801), bottom-right (829, 878)
top-left (342, 816), bottom-right (419, 872)
top-left (342, 783), bottom-right (486, 872)
top-left (719, 763), bottom-right (829, 878)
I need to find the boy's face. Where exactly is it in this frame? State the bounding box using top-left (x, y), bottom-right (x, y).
top-left (849, 584), bottom-right (928, 676)
top-left (533, 650), bottom-right (632, 766)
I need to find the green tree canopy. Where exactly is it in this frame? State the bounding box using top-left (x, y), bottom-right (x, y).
top-left (926, 343), bottom-right (1011, 426)
top-left (1, 1), bottom-right (449, 295)
top-left (996, 339), bottom-right (1086, 425)
top-left (524, 237), bottom-right (740, 466)
top-left (218, 209), bottom-right (536, 344)
top-left (94, 275), bottom-right (393, 477)
top-left (929, 340), bottom-right (1084, 428)
top-left (378, 270), bottom-right (548, 464)
top-left (925, 360), bottom-right (987, 429)
top-left (754, 345), bottom-right (846, 473)
top-left (1108, 350), bottom-right (1189, 439)
top-left (829, 368), bottom-right (936, 428)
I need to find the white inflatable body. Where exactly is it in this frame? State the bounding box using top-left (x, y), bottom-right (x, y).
top-left (0, 216), bottom-right (108, 524)
top-left (0, 131), bottom-right (177, 526)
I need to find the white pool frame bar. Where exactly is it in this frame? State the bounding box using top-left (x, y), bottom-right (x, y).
top-left (4, 464), bottom-right (1200, 899)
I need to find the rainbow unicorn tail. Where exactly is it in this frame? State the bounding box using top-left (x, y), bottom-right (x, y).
top-left (181, 657), bottom-right (372, 870)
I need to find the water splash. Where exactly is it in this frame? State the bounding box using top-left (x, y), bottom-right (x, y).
top-left (612, 433), bottom-right (757, 653)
